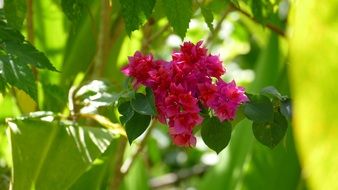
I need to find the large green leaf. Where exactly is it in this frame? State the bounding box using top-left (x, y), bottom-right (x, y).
top-left (8, 116), bottom-right (117, 190)
top-left (162, 0), bottom-right (192, 39)
top-left (119, 0), bottom-right (156, 35)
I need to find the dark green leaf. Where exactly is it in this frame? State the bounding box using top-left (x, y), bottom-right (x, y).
top-left (5, 41), bottom-right (57, 71)
top-left (0, 20), bottom-right (24, 43)
top-left (252, 112), bottom-right (288, 148)
top-left (260, 86), bottom-right (283, 100)
top-left (146, 87), bottom-right (156, 114)
top-left (201, 7), bottom-right (214, 31)
top-left (250, 0), bottom-right (263, 23)
top-left (118, 101), bottom-right (134, 124)
top-left (201, 117), bottom-right (232, 154)
top-left (163, 0), bottom-right (192, 39)
top-left (125, 112), bottom-right (151, 144)
top-left (4, 0), bottom-right (27, 29)
top-left (8, 117), bottom-right (116, 190)
top-left (244, 95), bottom-right (274, 123)
top-left (0, 56), bottom-right (37, 100)
top-left (231, 105), bottom-right (245, 127)
top-left (119, 0), bottom-right (156, 35)
top-left (131, 93), bottom-right (156, 115)
top-left (280, 99), bottom-right (292, 121)
top-left (61, 0), bottom-right (88, 23)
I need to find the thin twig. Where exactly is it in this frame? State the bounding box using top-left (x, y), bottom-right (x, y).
top-left (149, 164), bottom-right (209, 189)
top-left (229, 3), bottom-right (286, 37)
top-left (206, 6), bottom-right (232, 44)
top-left (120, 119), bottom-right (157, 175)
top-left (109, 138), bottom-right (127, 190)
top-left (109, 119), bottom-right (157, 190)
top-left (142, 23), bottom-right (170, 51)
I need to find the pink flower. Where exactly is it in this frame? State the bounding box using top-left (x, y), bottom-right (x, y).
top-left (208, 80), bottom-right (248, 121)
top-left (121, 51), bottom-right (158, 88)
top-left (121, 41), bottom-right (248, 147)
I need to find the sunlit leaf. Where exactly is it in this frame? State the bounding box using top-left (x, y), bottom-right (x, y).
top-left (0, 56), bottom-right (37, 100)
top-left (7, 116), bottom-right (117, 190)
top-left (119, 0), bottom-right (156, 35)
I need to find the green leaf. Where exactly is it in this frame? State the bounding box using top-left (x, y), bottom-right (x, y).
top-left (118, 101), bottom-right (134, 125)
top-left (146, 87), bottom-right (156, 114)
top-left (3, 0), bottom-right (27, 29)
top-left (201, 117), bottom-right (232, 154)
top-left (260, 86), bottom-right (283, 100)
top-left (7, 116), bottom-right (116, 190)
top-left (280, 99), bottom-right (292, 121)
top-left (163, 0), bottom-right (192, 39)
top-left (0, 20), bottom-right (24, 42)
top-left (244, 94), bottom-right (274, 123)
top-left (75, 80), bottom-right (119, 113)
top-left (125, 112), bottom-right (151, 144)
top-left (0, 56), bottom-right (37, 100)
top-left (0, 21), bottom-right (56, 100)
top-left (252, 112), bottom-right (288, 148)
top-left (131, 93), bottom-right (156, 116)
top-left (250, 0), bottom-right (263, 23)
top-left (201, 7), bottom-right (214, 31)
top-left (61, 0), bottom-right (88, 23)
top-left (119, 0), bottom-right (156, 35)
top-left (42, 83), bottom-right (67, 112)
top-left (5, 41), bottom-right (57, 71)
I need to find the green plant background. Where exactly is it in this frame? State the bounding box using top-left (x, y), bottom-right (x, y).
top-left (0, 0), bottom-right (337, 189)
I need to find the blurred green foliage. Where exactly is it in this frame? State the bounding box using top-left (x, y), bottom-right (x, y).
top-left (1, 0), bottom-right (336, 189)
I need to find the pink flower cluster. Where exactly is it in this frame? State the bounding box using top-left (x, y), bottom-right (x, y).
top-left (122, 41), bottom-right (248, 147)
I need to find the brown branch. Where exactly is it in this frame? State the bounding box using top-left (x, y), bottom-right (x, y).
top-left (206, 6), bottom-right (232, 44)
top-left (26, 0), bottom-right (34, 43)
top-left (92, 0), bottom-right (112, 78)
top-left (26, 0), bottom-right (38, 80)
top-left (229, 3), bottom-right (286, 37)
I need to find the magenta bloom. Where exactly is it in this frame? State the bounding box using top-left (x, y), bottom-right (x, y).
top-left (121, 41), bottom-right (248, 147)
top-left (208, 80), bottom-right (248, 121)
